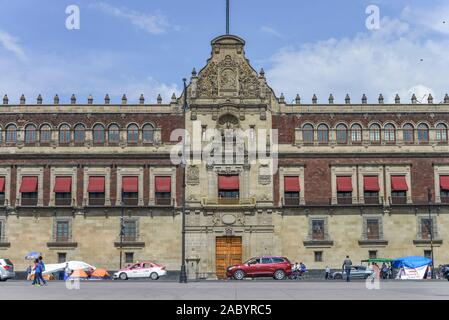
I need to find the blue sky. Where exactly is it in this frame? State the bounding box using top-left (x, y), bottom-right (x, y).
top-left (0, 0), bottom-right (449, 103)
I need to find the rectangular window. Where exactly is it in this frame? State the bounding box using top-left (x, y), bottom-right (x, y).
top-left (122, 176), bottom-right (138, 206)
top-left (56, 220), bottom-right (69, 242)
top-left (58, 252), bottom-right (67, 264)
top-left (0, 220), bottom-right (3, 242)
top-left (369, 250), bottom-right (378, 259)
top-left (364, 176), bottom-right (380, 204)
top-left (284, 176), bottom-right (300, 206)
top-left (54, 176), bottom-right (72, 206)
top-left (125, 252), bottom-right (134, 264)
top-left (88, 176), bottom-right (105, 206)
top-left (0, 176), bottom-right (5, 206)
top-left (314, 251), bottom-right (323, 262)
top-left (123, 220), bottom-right (137, 242)
top-left (424, 250), bottom-right (432, 259)
top-left (390, 176), bottom-right (408, 204)
top-left (312, 219), bottom-right (325, 240)
top-left (218, 175), bottom-right (239, 205)
top-left (366, 219), bottom-right (380, 240)
top-left (155, 176), bottom-right (172, 206)
top-left (337, 176), bottom-right (352, 204)
top-left (20, 176), bottom-right (38, 206)
top-left (440, 175), bottom-right (449, 204)
top-left (420, 218), bottom-right (432, 240)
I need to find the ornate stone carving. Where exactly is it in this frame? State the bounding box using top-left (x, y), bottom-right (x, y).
top-left (187, 165), bottom-right (200, 185)
top-left (258, 164), bottom-right (271, 185)
top-left (196, 55), bottom-right (261, 99)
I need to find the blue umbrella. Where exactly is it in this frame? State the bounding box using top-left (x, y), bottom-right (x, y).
top-left (25, 251), bottom-right (41, 260)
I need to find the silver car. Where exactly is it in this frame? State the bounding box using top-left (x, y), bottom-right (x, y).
top-left (332, 265), bottom-right (374, 280)
top-left (0, 259), bottom-right (15, 281)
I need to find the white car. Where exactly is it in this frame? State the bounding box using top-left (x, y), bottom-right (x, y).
top-left (0, 259), bottom-right (15, 281)
top-left (113, 261), bottom-right (167, 280)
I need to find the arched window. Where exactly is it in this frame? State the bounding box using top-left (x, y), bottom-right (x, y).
top-left (436, 123), bottom-right (448, 142)
top-left (59, 124), bottom-right (71, 144)
top-left (336, 124), bottom-right (348, 144)
top-left (40, 125), bottom-right (52, 144)
top-left (302, 124), bottom-right (314, 144)
top-left (127, 124), bottom-right (139, 144)
top-left (142, 124), bottom-right (154, 143)
top-left (93, 124), bottom-right (105, 144)
top-left (369, 124), bottom-right (381, 142)
top-left (108, 124), bottom-right (120, 143)
top-left (0, 127), bottom-right (2, 144)
top-left (384, 123), bottom-right (396, 142)
top-left (25, 124), bottom-right (37, 144)
top-left (417, 123), bottom-right (429, 143)
top-left (74, 124), bottom-right (85, 143)
top-left (317, 124), bottom-right (329, 143)
top-left (350, 124), bottom-right (362, 143)
top-left (6, 124), bottom-right (17, 144)
top-left (403, 123), bottom-right (414, 143)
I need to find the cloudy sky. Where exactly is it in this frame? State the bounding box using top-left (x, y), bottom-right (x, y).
top-left (0, 0), bottom-right (448, 104)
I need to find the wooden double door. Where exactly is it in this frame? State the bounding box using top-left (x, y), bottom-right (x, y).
top-left (215, 236), bottom-right (242, 279)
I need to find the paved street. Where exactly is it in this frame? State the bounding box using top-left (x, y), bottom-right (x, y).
top-left (1, 280), bottom-right (448, 300)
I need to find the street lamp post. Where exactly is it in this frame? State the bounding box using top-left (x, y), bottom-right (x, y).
top-left (179, 78), bottom-right (188, 283)
top-left (427, 188), bottom-right (436, 279)
top-left (119, 191), bottom-right (125, 270)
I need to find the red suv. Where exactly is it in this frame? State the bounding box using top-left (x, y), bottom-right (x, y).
top-left (226, 256), bottom-right (292, 280)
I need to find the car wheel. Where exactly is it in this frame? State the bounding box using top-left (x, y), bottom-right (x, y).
top-left (334, 274), bottom-right (343, 280)
top-left (274, 270), bottom-right (285, 280)
top-left (150, 272), bottom-right (159, 280)
top-left (233, 270), bottom-right (245, 280)
top-left (119, 273), bottom-right (128, 280)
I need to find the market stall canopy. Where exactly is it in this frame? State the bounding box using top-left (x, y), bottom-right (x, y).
top-left (361, 258), bottom-right (393, 263)
top-left (43, 261), bottom-right (95, 274)
top-left (392, 256), bottom-right (432, 269)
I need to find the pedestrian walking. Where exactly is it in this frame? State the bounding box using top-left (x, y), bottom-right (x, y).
top-left (64, 263), bottom-right (72, 281)
top-left (26, 265), bottom-right (32, 280)
top-left (37, 256), bottom-right (47, 286)
top-left (342, 255), bottom-right (352, 282)
top-left (32, 258), bottom-right (41, 286)
top-left (325, 266), bottom-right (331, 280)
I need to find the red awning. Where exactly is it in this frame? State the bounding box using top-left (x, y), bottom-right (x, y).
top-left (391, 176), bottom-right (408, 191)
top-left (54, 177), bottom-right (72, 193)
top-left (87, 176), bottom-right (105, 193)
top-left (19, 176), bottom-right (38, 193)
top-left (337, 176), bottom-right (352, 192)
top-left (123, 176), bottom-right (138, 193)
top-left (364, 176), bottom-right (380, 192)
top-left (218, 175), bottom-right (239, 190)
top-left (0, 177), bottom-right (5, 193)
top-left (284, 176), bottom-right (300, 192)
top-left (440, 176), bottom-right (449, 191)
top-left (155, 176), bottom-right (171, 193)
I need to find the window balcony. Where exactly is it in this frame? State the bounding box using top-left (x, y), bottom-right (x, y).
top-left (364, 196), bottom-right (381, 205)
top-left (440, 195), bottom-right (449, 204)
top-left (337, 195), bottom-right (353, 205)
top-left (122, 197), bottom-right (139, 206)
top-left (155, 197), bottom-right (172, 206)
top-left (201, 197), bottom-right (256, 207)
top-left (55, 198), bottom-right (72, 206)
top-left (88, 197), bottom-right (105, 206)
top-left (390, 196), bottom-right (407, 205)
top-left (283, 197), bottom-right (300, 206)
top-left (20, 197), bottom-right (38, 206)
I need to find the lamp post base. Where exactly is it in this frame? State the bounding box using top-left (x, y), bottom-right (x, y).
top-left (179, 265), bottom-right (188, 283)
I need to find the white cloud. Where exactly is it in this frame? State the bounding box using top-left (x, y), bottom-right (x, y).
top-left (0, 50), bottom-right (179, 104)
top-left (0, 30), bottom-right (26, 60)
top-left (401, 4), bottom-right (449, 35)
top-left (261, 26), bottom-right (284, 39)
top-left (92, 2), bottom-right (170, 35)
top-left (266, 16), bottom-right (449, 103)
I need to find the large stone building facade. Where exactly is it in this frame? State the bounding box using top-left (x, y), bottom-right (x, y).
top-left (1, 34), bottom-right (449, 278)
